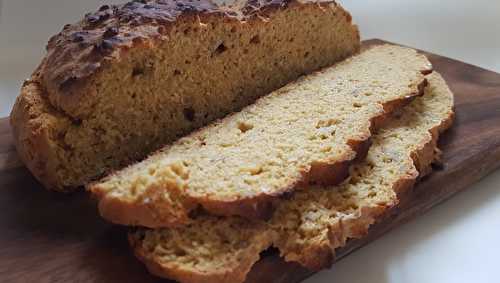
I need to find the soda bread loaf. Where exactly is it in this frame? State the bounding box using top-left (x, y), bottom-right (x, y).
top-left (128, 72), bottom-right (454, 283)
top-left (10, 0), bottom-right (360, 192)
top-left (89, 45), bottom-right (432, 228)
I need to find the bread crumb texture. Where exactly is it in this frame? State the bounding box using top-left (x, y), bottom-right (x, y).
top-left (10, 0), bottom-right (360, 191)
top-left (90, 45), bottom-right (432, 228)
top-left (129, 72), bottom-right (454, 283)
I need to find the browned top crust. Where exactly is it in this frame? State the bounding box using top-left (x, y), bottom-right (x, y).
top-left (41, 0), bottom-right (338, 117)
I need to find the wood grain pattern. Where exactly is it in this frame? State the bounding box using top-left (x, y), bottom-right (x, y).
top-left (1, 40), bottom-right (500, 283)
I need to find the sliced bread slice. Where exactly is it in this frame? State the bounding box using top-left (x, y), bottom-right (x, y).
top-left (90, 45), bottom-right (432, 228)
top-left (128, 72), bottom-right (454, 283)
top-left (271, 72), bottom-right (454, 269)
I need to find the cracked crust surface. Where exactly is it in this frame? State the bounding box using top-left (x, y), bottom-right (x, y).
top-left (128, 72), bottom-right (454, 283)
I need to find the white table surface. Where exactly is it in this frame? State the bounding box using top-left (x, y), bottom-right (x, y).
top-left (1, 1), bottom-right (499, 282)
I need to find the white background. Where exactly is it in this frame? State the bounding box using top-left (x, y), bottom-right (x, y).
top-left (0, 1), bottom-right (499, 282)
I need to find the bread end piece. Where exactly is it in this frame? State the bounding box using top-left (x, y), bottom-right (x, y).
top-left (10, 80), bottom-right (70, 191)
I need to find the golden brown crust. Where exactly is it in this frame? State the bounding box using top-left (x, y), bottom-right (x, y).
top-left (9, 80), bottom-right (64, 191)
top-left (93, 191), bottom-right (191, 228)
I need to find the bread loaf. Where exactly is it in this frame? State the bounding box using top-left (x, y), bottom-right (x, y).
top-left (128, 72), bottom-right (454, 283)
top-left (90, 45), bottom-right (432, 228)
top-left (10, 0), bottom-right (360, 191)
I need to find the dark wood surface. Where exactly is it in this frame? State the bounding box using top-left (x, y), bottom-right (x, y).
top-left (1, 39), bottom-right (500, 283)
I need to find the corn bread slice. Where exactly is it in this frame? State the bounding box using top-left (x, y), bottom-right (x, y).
top-left (90, 45), bottom-right (432, 227)
top-left (129, 72), bottom-right (454, 283)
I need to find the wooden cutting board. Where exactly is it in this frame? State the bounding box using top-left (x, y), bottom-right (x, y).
top-left (1, 39), bottom-right (500, 283)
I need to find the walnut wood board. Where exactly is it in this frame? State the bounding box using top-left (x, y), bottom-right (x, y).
top-left (1, 39), bottom-right (500, 283)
